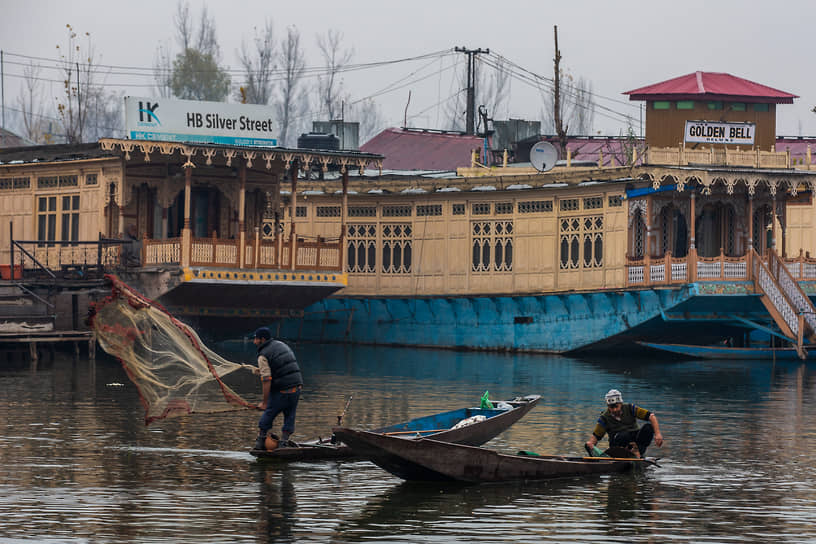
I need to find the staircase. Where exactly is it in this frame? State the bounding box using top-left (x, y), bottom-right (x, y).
top-left (751, 248), bottom-right (816, 359)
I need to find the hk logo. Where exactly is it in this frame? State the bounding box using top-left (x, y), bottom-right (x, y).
top-left (138, 102), bottom-right (161, 124)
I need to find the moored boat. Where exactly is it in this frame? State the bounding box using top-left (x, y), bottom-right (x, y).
top-left (250, 394), bottom-right (540, 461)
top-left (637, 341), bottom-right (812, 360)
top-left (332, 428), bottom-right (654, 482)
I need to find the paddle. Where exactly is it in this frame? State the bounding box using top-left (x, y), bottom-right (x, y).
top-left (336, 395), bottom-right (353, 426)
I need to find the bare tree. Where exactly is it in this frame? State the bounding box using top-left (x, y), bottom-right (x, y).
top-left (16, 62), bottom-right (49, 143)
top-left (542, 70), bottom-right (596, 136)
top-left (348, 98), bottom-right (385, 144)
top-left (316, 29), bottom-right (353, 120)
top-left (571, 76), bottom-right (595, 135)
top-left (275, 26), bottom-right (308, 147)
top-left (236, 19), bottom-right (276, 104)
top-left (55, 25), bottom-right (100, 143)
top-left (84, 87), bottom-right (124, 141)
top-left (153, 41), bottom-right (174, 98)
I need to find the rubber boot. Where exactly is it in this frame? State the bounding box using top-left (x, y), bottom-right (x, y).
top-left (254, 431), bottom-right (267, 451)
top-left (280, 431), bottom-right (293, 448)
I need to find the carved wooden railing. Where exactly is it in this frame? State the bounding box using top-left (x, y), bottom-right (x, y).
top-left (766, 249), bottom-right (816, 341)
top-left (139, 235), bottom-right (342, 272)
top-left (143, 237), bottom-right (181, 265)
top-left (751, 248), bottom-right (806, 358)
top-left (647, 145), bottom-right (799, 169)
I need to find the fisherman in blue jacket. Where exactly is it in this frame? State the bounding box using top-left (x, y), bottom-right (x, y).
top-left (251, 327), bottom-right (303, 450)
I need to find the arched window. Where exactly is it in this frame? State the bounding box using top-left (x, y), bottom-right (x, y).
top-left (696, 202), bottom-right (736, 257)
top-left (630, 209), bottom-right (646, 258)
top-left (658, 205), bottom-right (688, 258)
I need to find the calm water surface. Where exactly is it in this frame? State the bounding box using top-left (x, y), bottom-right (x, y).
top-left (1, 342), bottom-right (815, 543)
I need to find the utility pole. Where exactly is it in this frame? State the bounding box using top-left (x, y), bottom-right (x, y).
top-left (552, 26), bottom-right (568, 158)
top-left (1, 50), bottom-right (5, 131)
top-left (454, 46), bottom-right (489, 135)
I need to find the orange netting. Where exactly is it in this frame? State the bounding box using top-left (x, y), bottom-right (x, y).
top-left (89, 275), bottom-right (256, 424)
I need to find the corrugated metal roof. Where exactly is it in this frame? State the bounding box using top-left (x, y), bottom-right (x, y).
top-left (361, 128), bottom-right (485, 171)
top-left (625, 71), bottom-right (797, 103)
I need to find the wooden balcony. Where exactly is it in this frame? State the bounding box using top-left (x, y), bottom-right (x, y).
top-left (646, 145), bottom-right (814, 170)
top-left (142, 234), bottom-right (344, 272)
top-left (626, 249), bottom-right (816, 287)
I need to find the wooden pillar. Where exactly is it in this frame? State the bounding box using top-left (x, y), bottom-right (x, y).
top-left (747, 195), bottom-right (753, 280)
top-left (341, 168), bottom-right (349, 273)
top-left (645, 195), bottom-right (653, 257)
top-left (771, 196), bottom-right (777, 253)
top-left (239, 161), bottom-right (247, 269)
top-left (254, 227), bottom-right (261, 269)
top-left (273, 175), bottom-right (282, 268)
top-left (689, 191), bottom-right (697, 281)
top-left (290, 160), bottom-right (298, 270)
top-left (161, 207), bottom-right (168, 239)
top-left (181, 165), bottom-right (193, 268)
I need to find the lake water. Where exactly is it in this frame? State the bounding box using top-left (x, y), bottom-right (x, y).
top-left (1, 342), bottom-right (815, 543)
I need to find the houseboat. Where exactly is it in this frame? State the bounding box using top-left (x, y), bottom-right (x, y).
top-left (271, 72), bottom-right (816, 356)
top-left (3, 72), bottom-right (816, 357)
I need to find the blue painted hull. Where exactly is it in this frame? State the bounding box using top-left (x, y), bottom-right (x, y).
top-left (277, 282), bottom-right (785, 353)
top-left (637, 342), bottom-right (809, 360)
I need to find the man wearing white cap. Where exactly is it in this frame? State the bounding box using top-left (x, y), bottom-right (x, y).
top-left (585, 389), bottom-right (663, 458)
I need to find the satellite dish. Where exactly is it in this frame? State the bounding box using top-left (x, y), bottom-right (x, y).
top-left (530, 141), bottom-right (559, 172)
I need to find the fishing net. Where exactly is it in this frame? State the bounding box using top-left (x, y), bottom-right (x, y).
top-left (89, 274), bottom-right (256, 424)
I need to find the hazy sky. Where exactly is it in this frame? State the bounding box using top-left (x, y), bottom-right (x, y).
top-left (2, 0), bottom-right (815, 138)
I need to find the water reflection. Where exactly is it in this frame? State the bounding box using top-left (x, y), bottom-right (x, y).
top-left (1, 343), bottom-right (816, 542)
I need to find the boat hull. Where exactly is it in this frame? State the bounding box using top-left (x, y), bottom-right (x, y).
top-left (638, 341), bottom-right (810, 360)
top-left (333, 429), bottom-right (640, 482)
top-left (250, 395), bottom-right (539, 461)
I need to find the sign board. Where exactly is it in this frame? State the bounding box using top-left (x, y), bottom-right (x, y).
top-left (125, 96), bottom-right (277, 147)
top-left (684, 120), bottom-right (755, 145)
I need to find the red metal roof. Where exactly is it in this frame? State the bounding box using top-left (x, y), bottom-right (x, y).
top-left (625, 72), bottom-right (797, 104)
top-left (361, 128), bottom-right (486, 171)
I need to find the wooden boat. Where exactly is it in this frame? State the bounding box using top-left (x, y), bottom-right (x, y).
top-left (332, 428), bottom-right (654, 482)
top-left (638, 341), bottom-right (811, 360)
top-left (250, 394), bottom-right (540, 461)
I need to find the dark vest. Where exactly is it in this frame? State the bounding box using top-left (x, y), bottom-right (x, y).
top-left (258, 339), bottom-right (303, 390)
top-left (599, 404), bottom-right (640, 437)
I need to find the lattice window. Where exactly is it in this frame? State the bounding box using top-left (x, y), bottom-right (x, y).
top-left (584, 196), bottom-right (603, 210)
top-left (296, 206), bottom-right (307, 217)
top-left (471, 220), bottom-right (513, 272)
top-left (560, 198), bottom-right (580, 211)
top-left (518, 200), bottom-right (553, 213)
top-left (316, 206), bottom-right (340, 217)
top-left (382, 223), bottom-right (412, 274)
top-left (349, 206), bottom-right (376, 217)
top-left (417, 204), bottom-right (442, 216)
top-left (452, 203), bottom-right (466, 215)
top-left (560, 215), bottom-right (603, 269)
top-left (346, 223), bottom-right (376, 273)
top-left (608, 195), bottom-right (622, 207)
top-left (1, 177), bottom-right (30, 190)
top-left (495, 202), bottom-right (514, 214)
top-left (633, 211), bottom-right (645, 258)
top-left (38, 175), bottom-right (77, 189)
top-left (0, 179), bottom-right (10, 191)
top-left (85, 173), bottom-right (98, 185)
top-left (382, 205), bottom-right (412, 217)
top-left (472, 203), bottom-right (491, 215)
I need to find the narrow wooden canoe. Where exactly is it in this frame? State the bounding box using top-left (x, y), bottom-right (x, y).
top-left (250, 394), bottom-right (540, 461)
top-left (332, 428), bottom-right (651, 482)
